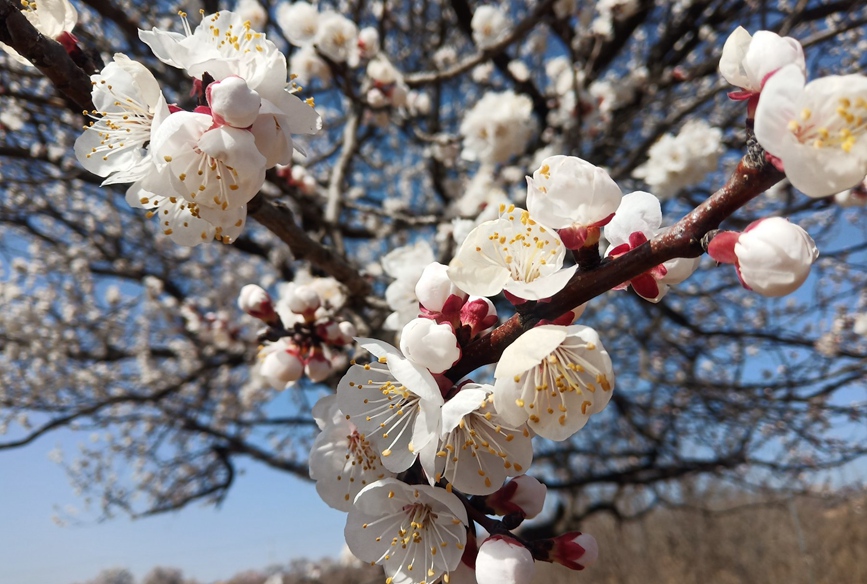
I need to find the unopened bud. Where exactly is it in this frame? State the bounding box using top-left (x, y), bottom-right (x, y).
top-left (238, 284), bottom-right (279, 324)
top-left (207, 76), bottom-right (262, 128)
top-left (399, 318), bottom-right (460, 374)
top-left (707, 217), bottom-right (818, 297)
top-left (260, 344), bottom-right (304, 389)
top-left (547, 532), bottom-right (598, 571)
top-left (475, 535), bottom-right (535, 584)
top-left (305, 349), bottom-right (333, 382)
top-left (287, 285), bottom-right (322, 316)
top-left (416, 262), bottom-right (467, 313)
top-left (460, 296), bottom-right (498, 337)
top-left (483, 475), bottom-right (546, 519)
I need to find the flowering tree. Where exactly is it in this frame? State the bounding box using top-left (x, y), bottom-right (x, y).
top-left (2, 0), bottom-right (867, 581)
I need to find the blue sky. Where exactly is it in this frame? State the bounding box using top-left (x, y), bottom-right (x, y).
top-left (0, 430), bottom-right (348, 584)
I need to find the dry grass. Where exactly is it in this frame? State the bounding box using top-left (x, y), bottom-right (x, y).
top-left (533, 495), bottom-right (867, 584)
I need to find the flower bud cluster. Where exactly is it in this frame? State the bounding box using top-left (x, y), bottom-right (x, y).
top-left (238, 281), bottom-right (355, 390)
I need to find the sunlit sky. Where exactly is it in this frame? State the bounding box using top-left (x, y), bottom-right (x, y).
top-left (0, 429), bottom-right (347, 584)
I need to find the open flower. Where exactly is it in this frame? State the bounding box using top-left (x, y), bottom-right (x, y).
top-left (707, 217), bottom-right (819, 297)
top-left (471, 6), bottom-right (511, 49)
top-left (448, 205), bottom-right (578, 301)
top-left (525, 155), bottom-right (621, 248)
top-left (493, 325), bottom-right (614, 441)
top-left (148, 110), bottom-right (267, 212)
top-left (74, 55), bottom-right (167, 185)
top-left (345, 478), bottom-right (467, 584)
top-left (436, 384), bottom-right (532, 495)
top-left (604, 191), bottom-right (699, 302)
top-left (719, 27), bottom-right (805, 102)
top-left (308, 395), bottom-right (396, 512)
top-left (460, 91), bottom-right (534, 164)
top-left (754, 64), bottom-right (867, 197)
top-left (140, 10), bottom-right (321, 168)
top-left (0, 0), bottom-right (77, 65)
top-left (337, 339), bottom-right (443, 474)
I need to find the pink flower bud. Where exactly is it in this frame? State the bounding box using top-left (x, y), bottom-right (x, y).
top-left (238, 284), bottom-right (279, 324)
top-left (337, 321), bottom-right (357, 343)
top-left (260, 344), bottom-right (304, 389)
top-left (549, 532), bottom-right (598, 571)
top-left (358, 26), bottom-right (380, 59)
top-left (484, 475), bottom-right (547, 519)
top-left (708, 218), bottom-right (818, 297)
top-left (416, 262), bottom-right (467, 313)
top-left (287, 285), bottom-right (322, 316)
top-left (399, 318), bottom-right (461, 374)
top-left (475, 535), bottom-right (535, 584)
top-left (305, 350), bottom-right (333, 382)
top-left (207, 76), bottom-right (262, 128)
top-left (460, 296), bottom-right (498, 337)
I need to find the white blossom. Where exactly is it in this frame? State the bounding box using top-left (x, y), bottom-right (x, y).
top-left (0, 0), bottom-right (77, 65)
top-left (526, 155), bottom-right (621, 248)
top-left (308, 395), bottom-right (396, 511)
top-left (437, 384), bottom-right (532, 495)
top-left (75, 55), bottom-right (167, 185)
top-left (337, 339), bottom-right (443, 474)
top-left (460, 91), bottom-right (534, 164)
top-left (314, 11), bottom-right (360, 67)
top-left (399, 319), bottom-right (461, 375)
top-left (604, 191), bottom-right (699, 302)
top-left (382, 241), bottom-right (435, 330)
top-left (719, 27), bottom-right (805, 96)
top-left (632, 119), bottom-right (722, 199)
top-left (345, 478), bottom-right (467, 584)
top-left (493, 325), bottom-right (614, 441)
top-left (448, 205), bottom-right (578, 302)
top-left (754, 64), bottom-right (867, 197)
top-left (476, 536), bottom-right (536, 584)
top-left (472, 6), bottom-right (511, 49)
top-left (708, 217), bottom-right (819, 297)
top-left (275, 1), bottom-right (319, 47)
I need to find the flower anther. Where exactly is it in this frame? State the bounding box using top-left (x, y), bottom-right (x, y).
top-left (345, 478), bottom-right (468, 584)
top-left (436, 384), bottom-right (532, 495)
top-left (447, 205), bottom-right (578, 301)
top-left (493, 325), bottom-right (614, 441)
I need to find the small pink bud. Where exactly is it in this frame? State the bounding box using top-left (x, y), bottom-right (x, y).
top-left (549, 532), bottom-right (598, 571)
top-left (287, 285), bottom-right (321, 316)
top-left (238, 284), bottom-right (279, 324)
top-left (206, 76), bottom-right (261, 128)
top-left (260, 344), bottom-right (304, 389)
top-left (484, 475), bottom-right (546, 519)
top-left (416, 263), bottom-right (467, 313)
top-left (399, 318), bottom-right (461, 374)
top-left (337, 321), bottom-right (357, 344)
top-left (460, 296), bottom-right (498, 337)
top-left (305, 350), bottom-right (333, 382)
top-left (475, 535), bottom-right (535, 584)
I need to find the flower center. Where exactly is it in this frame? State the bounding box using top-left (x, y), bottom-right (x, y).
top-left (481, 206), bottom-right (562, 283)
top-left (520, 342), bottom-right (612, 426)
top-left (787, 98), bottom-right (867, 153)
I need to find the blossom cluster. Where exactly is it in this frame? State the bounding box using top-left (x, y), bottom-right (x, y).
top-left (73, 11), bottom-right (321, 246)
top-left (721, 26), bottom-right (867, 199)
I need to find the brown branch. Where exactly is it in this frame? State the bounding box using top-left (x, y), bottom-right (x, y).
top-left (0, 0), bottom-right (94, 111)
top-left (447, 155), bottom-right (785, 381)
top-left (248, 194), bottom-right (371, 299)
